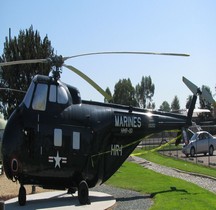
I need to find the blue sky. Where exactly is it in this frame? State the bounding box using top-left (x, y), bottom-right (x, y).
top-left (1, 0), bottom-right (216, 109)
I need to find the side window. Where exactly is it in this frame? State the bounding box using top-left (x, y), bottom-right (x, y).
top-left (49, 85), bottom-right (57, 102)
top-left (54, 128), bottom-right (62, 147)
top-left (199, 134), bottom-right (205, 140)
top-left (72, 132), bottom-right (80, 150)
top-left (49, 85), bottom-right (69, 104)
top-left (206, 133), bottom-right (211, 139)
top-left (57, 86), bottom-right (68, 104)
top-left (32, 84), bottom-right (48, 111)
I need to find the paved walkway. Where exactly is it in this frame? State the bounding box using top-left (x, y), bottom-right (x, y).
top-left (5, 191), bottom-right (116, 210)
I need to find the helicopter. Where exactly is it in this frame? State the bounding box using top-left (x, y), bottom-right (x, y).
top-left (0, 51), bottom-right (213, 206)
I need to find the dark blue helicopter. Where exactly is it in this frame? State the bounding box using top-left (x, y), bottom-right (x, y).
top-left (1, 52), bottom-right (212, 206)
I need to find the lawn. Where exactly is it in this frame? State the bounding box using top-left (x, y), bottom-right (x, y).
top-left (134, 149), bottom-right (216, 178)
top-left (106, 154), bottom-right (216, 210)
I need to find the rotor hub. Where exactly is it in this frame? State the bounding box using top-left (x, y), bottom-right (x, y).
top-left (48, 55), bottom-right (64, 80)
top-left (49, 55), bottom-right (64, 68)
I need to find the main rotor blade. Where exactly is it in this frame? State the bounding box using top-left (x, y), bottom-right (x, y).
top-left (0, 51), bottom-right (190, 67)
top-left (0, 88), bottom-right (26, 93)
top-left (0, 58), bottom-right (48, 67)
top-left (63, 51), bottom-right (190, 61)
top-left (63, 64), bottom-right (112, 101)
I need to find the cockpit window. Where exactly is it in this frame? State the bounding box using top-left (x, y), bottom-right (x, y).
top-left (32, 84), bottom-right (48, 111)
top-left (49, 84), bottom-right (69, 104)
top-left (23, 82), bottom-right (35, 108)
top-left (49, 85), bottom-right (57, 102)
top-left (57, 86), bottom-right (68, 104)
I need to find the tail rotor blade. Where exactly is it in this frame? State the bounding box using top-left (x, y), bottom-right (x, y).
top-left (183, 76), bottom-right (215, 104)
top-left (63, 64), bottom-right (112, 101)
top-left (182, 77), bottom-right (200, 95)
top-left (183, 76), bottom-right (215, 125)
top-left (202, 86), bottom-right (215, 104)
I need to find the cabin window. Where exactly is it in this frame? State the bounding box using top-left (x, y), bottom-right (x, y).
top-left (49, 85), bottom-right (57, 102)
top-left (23, 82), bottom-right (35, 108)
top-left (32, 84), bottom-right (48, 111)
top-left (54, 128), bottom-right (62, 147)
top-left (49, 85), bottom-right (68, 104)
top-left (72, 132), bottom-right (80, 150)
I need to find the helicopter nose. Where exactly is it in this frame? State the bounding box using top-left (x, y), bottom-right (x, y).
top-left (2, 108), bottom-right (23, 180)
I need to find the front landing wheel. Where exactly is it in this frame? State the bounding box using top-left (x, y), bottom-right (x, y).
top-left (18, 185), bottom-right (26, 206)
top-left (78, 180), bottom-right (90, 205)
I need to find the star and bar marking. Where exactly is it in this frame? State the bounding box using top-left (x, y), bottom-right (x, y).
top-left (48, 151), bottom-right (67, 168)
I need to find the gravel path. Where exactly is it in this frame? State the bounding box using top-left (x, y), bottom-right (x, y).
top-left (93, 185), bottom-right (153, 210)
top-left (131, 156), bottom-right (216, 194)
top-left (95, 155), bottom-right (216, 209)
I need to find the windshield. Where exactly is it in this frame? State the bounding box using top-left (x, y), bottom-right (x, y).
top-left (23, 76), bottom-right (70, 111)
top-left (32, 84), bottom-right (48, 111)
top-left (23, 82), bottom-right (35, 108)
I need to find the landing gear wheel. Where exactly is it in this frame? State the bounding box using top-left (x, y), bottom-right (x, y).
top-left (18, 185), bottom-right (26, 206)
top-left (78, 180), bottom-right (90, 205)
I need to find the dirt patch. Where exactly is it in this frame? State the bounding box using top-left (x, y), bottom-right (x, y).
top-left (0, 174), bottom-right (51, 201)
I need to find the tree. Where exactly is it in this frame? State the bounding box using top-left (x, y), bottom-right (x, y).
top-left (199, 85), bottom-right (213, 121)
top-left (135, 76), bottom-right (155, 109)
top-left (171, 95), bottom-right (180, 111)
top-left (0, 26), bottom-right (54, 119)
top-left (159, 101), bottom-right (171, 112)
top-left (199, 85), bottom-right (212, 110)
top-left (147, 101), bottom-right (155, 110)
top-left (113, 78), bottom-right (137, 106)
top-left (104, 87), bottom-right (113, 103)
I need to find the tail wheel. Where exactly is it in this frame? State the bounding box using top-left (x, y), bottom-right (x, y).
top-left (18, 185), bottom-right (26, 206)
top-left (209, 146), bottom-right (214, 156)
top-left (78, 180), bottom-right (90, 205)
top-left (190, 147), bottom-right (195, 157)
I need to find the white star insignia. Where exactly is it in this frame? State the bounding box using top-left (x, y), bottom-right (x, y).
top-left (48, 151), bottom-right (67, 168)
top-left (54, 151), bottom-right (62, 168)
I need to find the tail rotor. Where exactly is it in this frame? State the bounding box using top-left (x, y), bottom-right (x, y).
top-left (183, 76), bottom-right (215, 123)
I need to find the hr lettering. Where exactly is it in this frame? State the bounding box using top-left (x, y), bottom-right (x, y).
top-left (110, 144), bottom-right (123, 156)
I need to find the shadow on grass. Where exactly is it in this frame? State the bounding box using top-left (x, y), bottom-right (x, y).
top-left (150, 186), bottom-right (188, 198)
top-left (117, 194), bottom-right (151, 202)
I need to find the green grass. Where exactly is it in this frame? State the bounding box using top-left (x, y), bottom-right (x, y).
top-left (106, 161), bottom-right (216, 210)
top-left (133, 149), bottom-right (216, 178)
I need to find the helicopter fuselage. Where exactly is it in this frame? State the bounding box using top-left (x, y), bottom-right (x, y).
top-left (2, 75), bottom-right (189, 191)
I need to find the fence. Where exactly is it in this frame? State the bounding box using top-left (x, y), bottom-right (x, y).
top-left (139, 127), bottom-right (216, 168)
